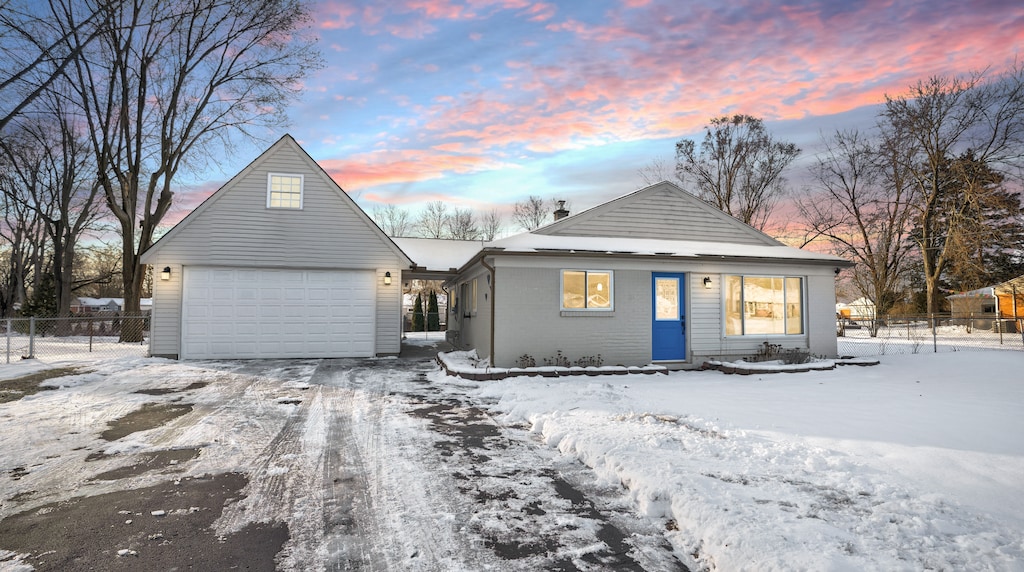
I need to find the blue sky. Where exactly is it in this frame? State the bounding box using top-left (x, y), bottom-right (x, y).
top-left (175, 0), bottom-right (1024, 230)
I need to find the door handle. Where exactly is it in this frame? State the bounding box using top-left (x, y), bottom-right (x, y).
top-left (681, 317), bottom-right (686, 337)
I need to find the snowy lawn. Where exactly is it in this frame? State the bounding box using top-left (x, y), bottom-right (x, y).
top-left (1, 350), bottom-right (1021, 570)
top-left (458, 351), bottom-right (1024, 570)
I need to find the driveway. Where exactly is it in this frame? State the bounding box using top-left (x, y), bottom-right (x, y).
top-left (0, 340), bottom-right (688, 571)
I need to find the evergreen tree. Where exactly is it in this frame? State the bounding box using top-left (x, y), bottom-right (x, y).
top-left (412, 293), bottom-right (425, 332)
top-left (427, 290), bottom-right (440, 331)
top-left (23, 272), bottom-right (57, 317)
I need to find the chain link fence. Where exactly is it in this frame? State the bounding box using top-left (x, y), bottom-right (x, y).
top-left (838, 313), bottom-right (1024, 357)
top-left (3, 314), bottom-right (150, 364)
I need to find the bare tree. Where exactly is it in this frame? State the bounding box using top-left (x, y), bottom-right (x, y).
top-left (0, 154), bottom-right (48, 316)
top-left (512, 195), bottom-right (549, 231)
top-left (798, 129), bottom-right (918, 329)
top-left (372, 203), bottom-right (413, 237)
top-left (479, 208), bottom-right (503, 240)
top-left (0, 1), bottom-right (119, 132)
top-left (637, 156), bottom-right (681, 187)
top-left (447, 207), bottom-right (479, 240)
top-left (62, 0), bottom-right (320, 339)
top-left (417, 201), bottom-right (449, 238)
top-left (882, 67), bottom-right (1024, 312)
top-left (675, 115), bottom-right (800, 230)
top-left (73, 242), bottom-right (123, 297)
top-left (0, 90), bottom-right (103, 320)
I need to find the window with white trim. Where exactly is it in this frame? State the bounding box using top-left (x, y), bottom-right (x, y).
top-left (267, 173), bottom-right (303, 209)
top-left (561, 270), bottom-right (613, 310)
top-left (725, 275), bottom-right (804, 335)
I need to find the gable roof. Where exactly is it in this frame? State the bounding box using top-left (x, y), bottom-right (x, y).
top-left (141, 135), bottom-right (412, 266)
top-left (533, 181), bottom-right (781, 246)
top-left (400, 181), bottom-right (848, 273)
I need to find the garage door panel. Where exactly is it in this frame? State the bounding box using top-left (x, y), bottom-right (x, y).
top-left (182, 267), bottom-right (377, 359)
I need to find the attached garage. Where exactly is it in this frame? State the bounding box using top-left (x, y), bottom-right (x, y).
top-left (181, 267), bottom-right (376, 359)
top-left (141, 135), bottom-right (412, 360)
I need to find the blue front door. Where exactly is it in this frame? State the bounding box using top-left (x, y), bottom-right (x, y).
top-left (652, 273), bottom-right (686, 361)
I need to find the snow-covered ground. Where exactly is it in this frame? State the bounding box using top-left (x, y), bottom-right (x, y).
top-left (449, 350), bottom-right (1024, 570)
top-left (1, 348), bottom-right (1022, 570)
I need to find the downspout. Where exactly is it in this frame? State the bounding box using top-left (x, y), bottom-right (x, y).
top-left (480, 257), bottom-right (496, 366)
top-left (440, 281), bottom-right (450, 342)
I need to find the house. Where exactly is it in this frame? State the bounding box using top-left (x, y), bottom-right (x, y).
top-left (947, 275), bottom-right (1024, 331)
top-left (71, 297), bottom-right (153, 314)
top-left (397, 183), bottom-right (852, 368)
top-left (141, 135), bottom-right (411, 359)
top-left (143, 136), bottom-right (852, 365)
top-left (836, 297), bottom-right (876, 320)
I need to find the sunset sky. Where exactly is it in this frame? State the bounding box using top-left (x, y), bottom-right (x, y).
top-left (179, 0), bottom-right (1024, 232)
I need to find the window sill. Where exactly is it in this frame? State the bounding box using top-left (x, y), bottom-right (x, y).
top-left (560, 310), bottom-right (615, 317)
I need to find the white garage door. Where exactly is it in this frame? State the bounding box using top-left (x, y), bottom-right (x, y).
top-left (182, 267), bottom-right (376, 359)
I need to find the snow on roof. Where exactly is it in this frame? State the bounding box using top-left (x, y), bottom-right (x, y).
top-left (947, 287), bottom-right (996, 299)
top-left (74, 297), bottom-right (153, 308)
top-left (488, 233), bottom-right (847, 264)
top-left (393, 237), bottom-right (487, 272)
top-left (393, 232), bottom-right (845, 273)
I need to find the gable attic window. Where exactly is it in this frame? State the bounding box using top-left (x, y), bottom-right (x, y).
top-left (267, 173), bottom-right (303, 209)
top-left (561, 270), bottom-right (613, 311)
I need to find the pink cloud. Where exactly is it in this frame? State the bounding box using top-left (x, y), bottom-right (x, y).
top-left (311, 0), bottom-right (1024, 199)
top-left (386, 20), bottom-right (438, 39)
top-left (403, 0), bottom-right (472, 20)
top-left (317, 1), bottom-right (358, 30)
top-left (319, 149), bottom-right (506, 190)
top-left (523, 2), bottom-right (556, 22)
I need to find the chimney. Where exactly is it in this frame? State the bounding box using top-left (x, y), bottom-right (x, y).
top-left (553, 200), bottom-right (569, 221)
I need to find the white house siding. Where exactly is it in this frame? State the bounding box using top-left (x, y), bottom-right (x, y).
top-left (142, 138), bottom-right (407, 358)
top-left (690, 262), bottom-right (839, 362)
top-left (450, 264), bottom-right (492, 361)
top-left (477, 255), bottom-right (840, 368)
top-left (149, 262), bottom-right (183, 357)
top-left (806, 274), bottom-right (840, 357)
top-left (492, 263), bottom-right (651, 368)
top-left (536, 184), bottom-right (777, 246)
top-left (375, 268), bottom-right (402, 355)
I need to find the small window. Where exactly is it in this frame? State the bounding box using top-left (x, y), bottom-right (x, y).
top-left (561, 270), bottom-right (613, 310)
top-left (471, 278), bottom-right (478, 314)
top-left (725, 275), bottom-right (803, 336)
top-left (267, 173), bottom-right (303, 209)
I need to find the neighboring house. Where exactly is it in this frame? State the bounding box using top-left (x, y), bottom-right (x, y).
top-left (141, 135), bottom-right (411, 359)
top-left (400, 182), bottom-right (853, 368)
top-left (836, 297), bottom-right (876, 320)
top-left (71, 297), bottom-right (153, 314)
top-left (143, 136), bottom-right (852, 366)
top-left (948, 275), bottom-right (1024, 322)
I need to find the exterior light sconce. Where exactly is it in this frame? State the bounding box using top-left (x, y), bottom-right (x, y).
top-left (703, 276), bottom-right (712, 289)
top-left (834, 267), bottom-right (841, 276)
top-left (384, 271), bottom-right (392, 286)
top-left (161, 266), bottom-right (171, 281)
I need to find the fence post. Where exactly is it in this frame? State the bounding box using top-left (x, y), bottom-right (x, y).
top-left (28, 317), bottom-right (35, 358)
top-left (931, 314), bottom-right (937, 353)
top-left (5, 318), bottom-right (10, 364)
top-left (89, 318), bottom-right (93, 353)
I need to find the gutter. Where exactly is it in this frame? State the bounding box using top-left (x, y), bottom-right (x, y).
top-left (453, 248), bottom-right (853, 271)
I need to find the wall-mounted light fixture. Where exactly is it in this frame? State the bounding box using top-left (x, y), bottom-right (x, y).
top-left (703, 276), bottom-right (712, 289)
top-left (384, 271), bottom-right (392, 286)
top-left (161, 266), bottom-right (171, 281)
top-left (834, 267), bottom-right (841, 276)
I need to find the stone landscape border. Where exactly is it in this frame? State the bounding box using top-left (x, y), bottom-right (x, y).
top-left (438, 351), bottom-right (879, 380)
